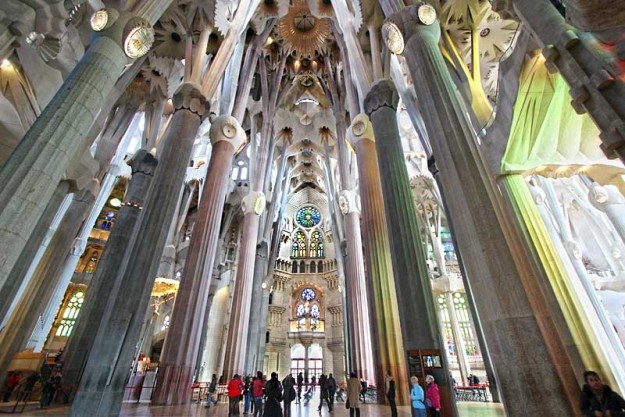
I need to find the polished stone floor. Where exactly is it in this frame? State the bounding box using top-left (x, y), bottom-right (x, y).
top-left (4, 400), bottom-right (505, 416)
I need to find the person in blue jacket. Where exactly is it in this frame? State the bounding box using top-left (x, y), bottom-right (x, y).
top-left (410, 376), bottom-right (427, 417)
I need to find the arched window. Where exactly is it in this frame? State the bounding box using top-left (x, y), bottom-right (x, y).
top-left (310, 262), bottom-right (316, 273)
top-left (310, 230), bottom-right (324, 258)
top-left (292, 262), bottom-right (298, 273)
top-left (56, 291), bottom-right (85, 337)
top-left (318, 261), bottom-right (323, 272)
top-left (300, 260), bottom-right (305, 272)
top-left (291, 230), bottom-right (307, 258)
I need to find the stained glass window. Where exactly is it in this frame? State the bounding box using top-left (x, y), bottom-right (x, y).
top-left (56, 291), bottom-right (85, 337)
top-left (310, 304), bottom-right (320, 318)
top-left (296, 304), bottom-right (306, 317)
top-left (302, 288), bottom-right (315, 301)
top-left (310, 230), bottom-right (324, 258)
top-left (291, 230), bottom-right (307, 258)
top-left (296, 206), bottom-right (321, 228)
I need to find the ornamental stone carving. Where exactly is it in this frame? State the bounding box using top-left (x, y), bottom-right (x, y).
top-left (346, 114), bottom-right (375, 145)
top-left (172, 83), bottom-right (210, 118)
top-left (364, 79), bottom-right (400, 115)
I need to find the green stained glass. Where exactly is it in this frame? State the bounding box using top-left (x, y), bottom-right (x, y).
top-left (296, 206), bottom-right (321, 228)
top-left (291, 230), bottom-right (307, 258)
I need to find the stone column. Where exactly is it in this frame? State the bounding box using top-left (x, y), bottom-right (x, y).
top-left (364, 80), bottom-right (454, 412)
top-left (69, 83), bottom-right (209, 417)
top-left (347, 115), bottom-right (408, 405)
top-left (0, 181), bottom-right (98, 376)
top-left (382, 6), bottom-right (580, 415)
top-left (0, 12), bottom-right (154, 296)
top-left (0, 182), bottom-right (71, 328)
top-left (244, 241), bottom-right (269, 372)
top-left (152, 116), bottom-right (245, 405)
top-left (445, 292), bottom-right (472, 386)
top-left (62, 150), bottom-right (157, 389)
top-left (27, 171), bottom-right (120, 352)
top-left (222, 190), bottom-right (264, 377)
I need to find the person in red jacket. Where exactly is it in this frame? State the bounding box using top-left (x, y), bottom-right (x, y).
top-left (425, 374), bottom-right (441, 417)
top-left (252, 371), bottom-right (266, 417)
top-left (228, 374), bottom-right (245, 416)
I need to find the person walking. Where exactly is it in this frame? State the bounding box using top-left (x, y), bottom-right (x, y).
top-left (253, 372), bottom-right (265, 417)
top-left (3, 372), bottom-right (20, 402)
top-left (327, 373), bottom-right (337, 406)
top-left (580, 370), bottom-right (625, 417)
top-left (425, 375), bottom-right (441, 417)
top-left (263, 372), bottom-right (283, 417)
top-left (282, 374), bottom-right (296, 417)
top-left (296, 372), bottom-right (303, 404)
top-left (385, 370), bottom-right (398, 417)
top-left (228, 374), bottom-right (245, 416)
top-left (410, 376), bottom-right (427, 417)
top-left (318, 374), bottom-right (333, 412)
top-left (346, 372), bottom-right (361, 417)
top-left (205, 374), bottom-right (218, 408)
top-left (311, 375), bottom-right (316, 391)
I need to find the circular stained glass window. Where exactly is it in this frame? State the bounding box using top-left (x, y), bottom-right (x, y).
top-left (302, 288), bottom-right (316, 301)
top-left (296, 206), bottom-right (321, 228)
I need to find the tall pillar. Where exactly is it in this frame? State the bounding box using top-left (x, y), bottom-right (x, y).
top-left (222, 191), bottom-right (264, 376)
top-left (382, 6), bottom-right (580, 415)
top-left (0, 11), bottom-right (159, 297)
top-left (27, 172), bottom-right (119, 352)
top-left (445, 292), bottom-right (472, 386)
top-left (364, 80), bottom-right (455, 414)
top-left (62, 150), bottom-right (157, 389)
top-left (347, 115), bottom-right (408, 405)
top-left (0, 182), bottom-right (71, 327)
top-left (69, 83), bottom-right (210, 417)
top-left (0, 181), bottom-right (98, 376)
top-left (152, 116), bottom-right (245, 405)
top-left (244, 241), bottom-right (269, 372)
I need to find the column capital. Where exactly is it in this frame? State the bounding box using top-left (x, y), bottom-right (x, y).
top-left (209, 115), bottom-right (246, 151)
top-left (129, 149), bottom-right (158, 176)
top-left (172, 83), bottom-right (211, 118)
top-left (382, 4), bottom-right (441, 54)
top-left (364, 79), bottom-right (399, 115)
top-left (346, 114), bottom-right (375, 146)
top-left (241, 191), bottom-right (266, 216)
top-left (338, 189), bottom-right (361, 215)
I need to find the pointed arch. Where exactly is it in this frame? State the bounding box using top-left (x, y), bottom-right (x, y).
top-left (291, 229), bottom-right (307, 258)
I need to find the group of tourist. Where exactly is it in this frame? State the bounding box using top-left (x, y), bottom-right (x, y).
top-left (224, 371), bottom-right (336, 417)
top-left (211, 368), bottom-right (625, 417)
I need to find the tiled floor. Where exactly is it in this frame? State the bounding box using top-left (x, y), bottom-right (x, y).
top-left (3, 400), bottom-right (505, 417)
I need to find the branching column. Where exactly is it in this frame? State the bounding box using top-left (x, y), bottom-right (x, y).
top-left (152, 116), bottom-right (245, 405)
top-left (69, 84), bottom-right (210, 417)
top-left (0, 10), bottom-right (163, 304)
top-left (383, 6), bottom-right (580, 415)
top-left (347, 115), bottom-right (408, 405)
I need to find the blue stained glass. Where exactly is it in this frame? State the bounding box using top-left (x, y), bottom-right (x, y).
top-left (296, 207), bottom-right (321, 228)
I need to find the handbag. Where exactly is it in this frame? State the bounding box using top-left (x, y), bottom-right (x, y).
top-left (345, 399), bottom-right (350, 409)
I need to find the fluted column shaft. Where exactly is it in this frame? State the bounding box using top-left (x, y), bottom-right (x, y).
top-left (384, 7), bottom-right (580, 415)
top-left (0, 29), bottom-right (126, 299)
top-left (152, 116), bottom-right (245, 405)
top-left (0, 182), bottom-right (71, 327)
top-left (69, 84), bottom-right (210, 417)
top-left (222, 200), bottom-right (262, 377)
top-left (62, 151), bottom-right (157, 390)
top-left (0, 182), bottom-right (98, 377)
top-left (365, 80), bottom-right (454, 412)
top-left (348, 118), bottom-right (408, 405)
top-left (27, 173), bottom-right (118, 352)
